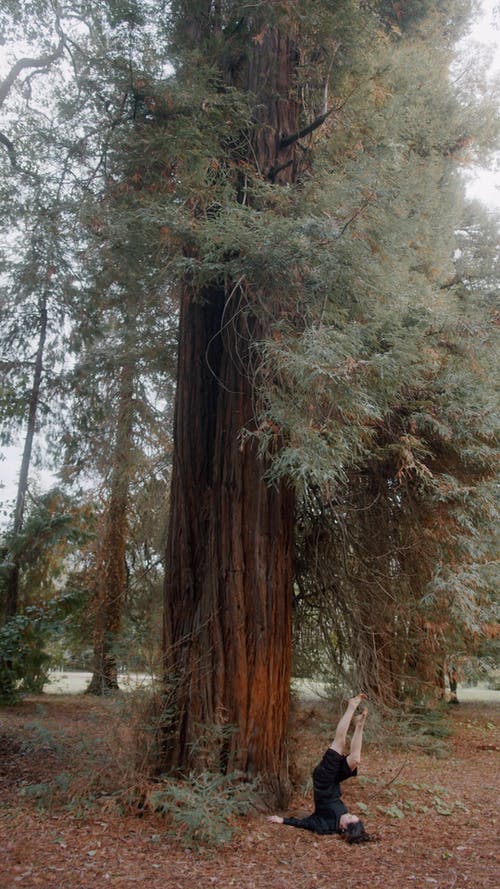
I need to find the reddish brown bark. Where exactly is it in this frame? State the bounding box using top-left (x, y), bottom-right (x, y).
top-left (163, 25), bottom-right (300, 799)
top-left (164, 288), bottom-right (294, 789)
top-left (246, 28), bottom-right (300, 183)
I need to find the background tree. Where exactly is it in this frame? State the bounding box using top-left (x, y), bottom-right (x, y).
top-left (73, 250), bottom-right (175, 694)
top-left (0, 190), bottom-right (80, 621)
top-left (0, 0), bottom-right (106, 620)
top-left (0, 486), bottom-right (95, 701)
top-left (0, 0), bottom-right (173, 681)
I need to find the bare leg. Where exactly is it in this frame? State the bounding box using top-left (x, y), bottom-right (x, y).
top-left (330, 694), bottom-right (367, 755)
top-left (346, 707), bottom-right (368, 770)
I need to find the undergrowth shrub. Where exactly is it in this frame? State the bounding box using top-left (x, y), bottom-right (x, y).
top-left (0, 608), bottom-right (52, 703)
top-left (19, 771), bottom-right (72, 809)
top-left (65, 685), bottom-right (167, 803)
top-left (14, 688), bottom-right (256, 847)
top-left (11, 685), bottom-right (164, 811)
top-left (148, 771), bottom-right (256, 848)
top-left (339, 700), bottom-right (453, 757)
top-left (290, 696), bottom-right (453, 761)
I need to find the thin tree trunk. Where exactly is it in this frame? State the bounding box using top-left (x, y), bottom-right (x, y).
top-left (4, 293), bottom-right (48, 621)
top-left (353, 472), bottom-right (402, 706)
top-left (87, 357), bottom-right (135, 694)
top-left (162, 26), bottom-right (299, 801)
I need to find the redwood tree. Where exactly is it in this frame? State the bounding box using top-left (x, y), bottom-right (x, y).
top-left (162, 9), bottom-right (304, 796)
top-left (159, 0), bottom-right (497, 795)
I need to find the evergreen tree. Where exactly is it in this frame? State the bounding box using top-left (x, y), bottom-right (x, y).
top-left (66, 238), bottom-right (175, 694)
top-left (0, 186), bottom-right (80, 620)
top-left (293, 197), bottom-right (499, 704)
top-left (141, 0), bottom-right (499, 795)
top-left (0, 0), bottom-right (173, 661)
top-left (0, 0), bottom-right (108, 618)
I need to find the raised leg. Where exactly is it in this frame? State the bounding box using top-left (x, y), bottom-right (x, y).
top-left (346, 707), bottom-right (368, 770)
top-left (330, 694), bottom-right (367, 755)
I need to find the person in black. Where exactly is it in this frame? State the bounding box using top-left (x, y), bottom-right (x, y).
top-left (268, 694), bottom-right (369, 842)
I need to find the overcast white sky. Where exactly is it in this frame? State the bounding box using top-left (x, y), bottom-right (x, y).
top-left (463, 0), bottom-right (500, 207)
top-left (0, 0), bottom-right (499, 519)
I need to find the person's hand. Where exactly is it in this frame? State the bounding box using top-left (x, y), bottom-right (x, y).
top-left (267, 815), bottom-right (284, 824)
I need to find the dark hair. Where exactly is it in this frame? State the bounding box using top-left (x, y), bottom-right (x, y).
top-left (345, 820), bottom-right (373, 844)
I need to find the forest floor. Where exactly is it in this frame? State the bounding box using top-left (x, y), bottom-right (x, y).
top-left (0, 694), bottom-right (498, 889)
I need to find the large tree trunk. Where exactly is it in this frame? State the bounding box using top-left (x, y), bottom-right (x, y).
top-left (87, 358), bottom-right (135, 694)
top-left (162, 26), bottom-right (299, 801)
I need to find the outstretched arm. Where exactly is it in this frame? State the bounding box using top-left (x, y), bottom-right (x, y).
top-left (330, 694), bottom-right (367, 755)
top-left (346, 706), bottom-right (368, 771)
top-left (267, 814), bottom-right (335, 834)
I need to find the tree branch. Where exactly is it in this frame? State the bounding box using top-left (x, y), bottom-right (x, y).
top-left (0, 132), bottom-right (17, 169)
top-left (279, 105), bottom-right (337, 149)
top-left (0, 37), bottom-right (65, 110)
top-left (280, 74), bottom-right (387, 151)
top-left (0, 130), bottom-right (40, 180)
top-left (267, 157), bottom-right (294, 181)
top-left (336, 199), bottom-right (373, 240)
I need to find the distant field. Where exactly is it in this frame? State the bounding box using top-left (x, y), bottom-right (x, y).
top-left (292, 677), bottom-right (500, 703)
top-left (44, 671), bottom-right (500, 702)
top-left (43, 670), bottom-right (154, 694)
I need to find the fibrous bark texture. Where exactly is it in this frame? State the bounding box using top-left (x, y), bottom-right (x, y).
top-left (164, 288), bottom-right (294, 792)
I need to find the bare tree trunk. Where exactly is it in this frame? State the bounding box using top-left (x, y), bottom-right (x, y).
top-left (4, 293), bottom-right (48, 621)
top-left (164, 286), bottom-right (294, 789)
top-left (87, 358), bottom-right (135, 694)
top-left (162, 26), bottom-right (299, 801)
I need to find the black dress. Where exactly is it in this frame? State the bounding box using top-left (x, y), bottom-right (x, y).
top-left (283, 748), bottom-right (357, 835)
